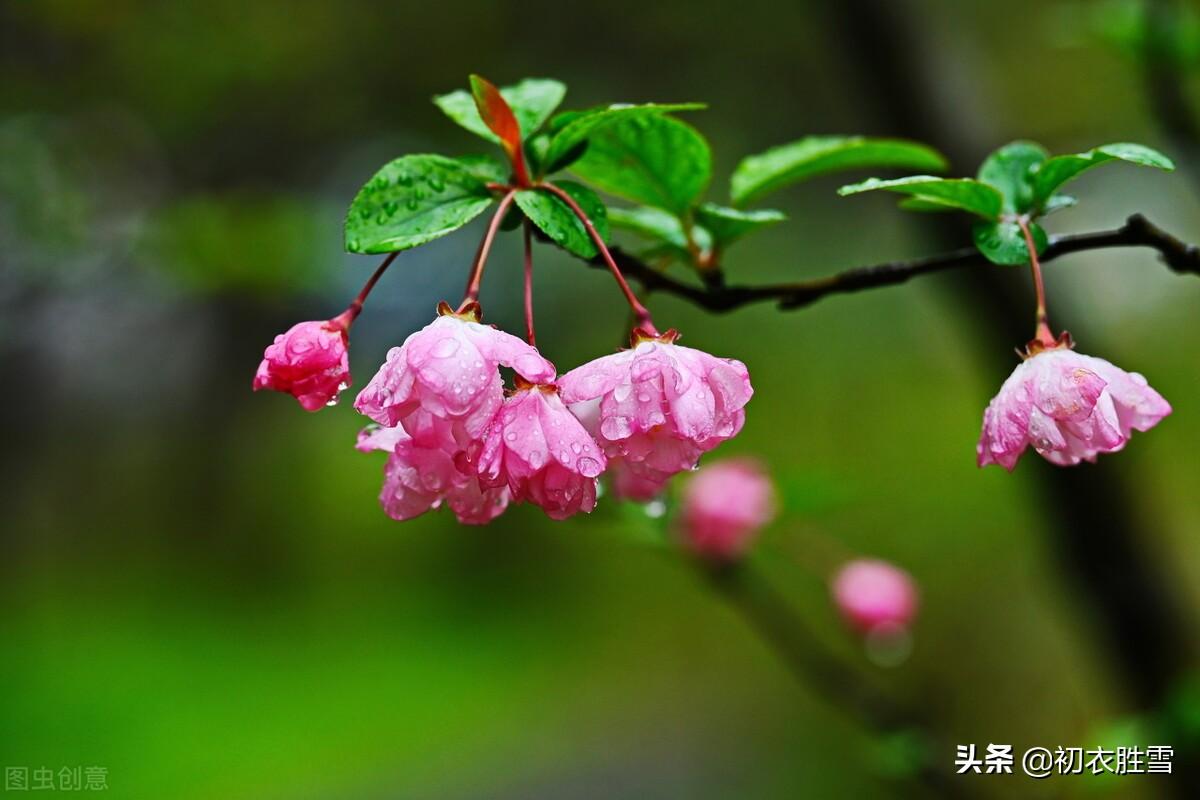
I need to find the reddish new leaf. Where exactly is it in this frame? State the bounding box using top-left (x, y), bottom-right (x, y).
top-left (469, 74), bottom-right (529, 185)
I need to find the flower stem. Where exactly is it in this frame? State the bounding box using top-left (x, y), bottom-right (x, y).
top-left (461, 190), bottom-right (517, 309)
top-left (535, 182), bottom-right (659, 335)
top-left (330, 252), bottom-right (398, 330)
top-left (522, 219), bottom-right (536, 346)
top-left (1016, 216), bottom-right (1055, 346)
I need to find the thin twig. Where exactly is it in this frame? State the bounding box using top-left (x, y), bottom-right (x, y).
top-left (596, 214), bottom-right (1200, 313)
top-left (705, 562), bottom-right (976, 799)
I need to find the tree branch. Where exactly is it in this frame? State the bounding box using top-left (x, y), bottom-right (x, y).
top-left (598, 214), bottom-right (1200, 314)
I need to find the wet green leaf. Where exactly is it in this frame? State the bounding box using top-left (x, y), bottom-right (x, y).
top-left (453, 154), bottom-right (509, 183)
top-left (608, 205), bottom-right (689, 250)
top-left (972, 219), bottom-right (1047, 265)
top-left (1031, 143), bottom-right (1174, 209)
top-left (569, 115), bottom-right (711, 214)
top-left (839, 176), bottom-right (1003, 219)
top-left (977, 140), bottom-right (1049, 214)
top-left (693, 203), bottom-right (785, 247)
top-left (344, 154), bottom-right (493, 254)
top-left (542, 103), bottom-right (704, 173)
top-left (515, 180), bottom-right (609, 258)
top-left (433, 78), bottom-right (566, 143)
top-left (731, 136), bottom-right (948, 206)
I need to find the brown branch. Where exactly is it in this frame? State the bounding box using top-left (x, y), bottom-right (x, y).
top-left (597, 214), bottom-right (1200, 313)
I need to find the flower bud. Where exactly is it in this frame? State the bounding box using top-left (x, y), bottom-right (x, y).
top-left (679, 459), bottom-right (775, 560)
top-left (831, 559), bottom-right (918, 634)
top-left (253, 319), bottom-right (350, 411)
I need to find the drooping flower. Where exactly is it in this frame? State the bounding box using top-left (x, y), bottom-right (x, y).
top-left (977, 340), bottom-right (1171, 470)
top-left (558, 332), bottom-right (753, 494)
top-left (356, 424), bottom-right (509, 525)
top-left (477, 384), bottom-right (606, 520)
top-left (253, 319), bottom-right (351, 411)
top-left (831, 559), bottom-right (918, 634)
top-left (679, 458), bottom-right (775, 560)
top-left (355, 303), bottom-right (556, 456)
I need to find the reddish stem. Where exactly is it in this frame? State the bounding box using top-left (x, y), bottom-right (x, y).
top-left (330, 252), bottom-right (398, 330)
top-left (1016, 216), bottom-right (1055, 346)
top-left (461, 190), bottom-right (517, 309)
top-left (522, 220), bottom-right (537, 345)
top-left (535, 182), bottom-right (659, 336)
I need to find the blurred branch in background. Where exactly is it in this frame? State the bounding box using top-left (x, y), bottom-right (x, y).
top-left (821, 0), bottom-right (1200, 797)
top-left (706, 562), bottom-right (978, 799)
top-left (1144, 0), bottom-right (1200, 194)
top-left (601, 213), bottom-right (1200, 313)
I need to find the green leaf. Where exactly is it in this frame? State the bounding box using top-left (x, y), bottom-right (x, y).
top-left (730, 136), bottom-right (949, 206)
top-left (344, 154), bottom-right (493, 254)
top-left (972, 220), bottom-right (1048, 265)
top-left (977, 140), bottom-right (1049, 214)
top-left (608, 205), bottom-right (688, 250)
top-left (693, 203), bottom-right (785, 247)
top-left (1031, 143), bottom-right (1174, 208)
top-left (838, 176), bottom-right (1003, 219)
top-left (433, 78), bottom-right (566, 143)
top-left (1042, 194), bottom-right (1078, 215)
top-left (896, 197), bottom-right (959, 213)
top-left (515, 180), bottom-right (609, 258)
top-left (542, 103), bottom-right (705, 174)
top-left (453, 154), bottom-right (509, 183)
top-left (569, 115), bottom-right (711, 214)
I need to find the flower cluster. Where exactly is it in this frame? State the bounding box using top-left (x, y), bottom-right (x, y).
top-left (338, 305), bottom-right (752, 524)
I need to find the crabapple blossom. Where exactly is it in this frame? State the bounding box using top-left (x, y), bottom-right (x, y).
top-left (253, 319), bottom-right (351, 411)
top-left (679, 459), bottom-right (775, 559)
top-left (355, 303), bottom-right (556, 456)
top-left (558, 333), bottom-right (753, 495)
top-left (977, 342), bottom-right (1171, 470)
top-left (477, 384), bottom-right (606, 520)
top-left (831, 559), bottom-right (918, 634)
top-left (356, 424), bottom-right (509, 525)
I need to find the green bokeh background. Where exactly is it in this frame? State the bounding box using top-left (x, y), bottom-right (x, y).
top-left (2, 1), bottom-right (1198, 797)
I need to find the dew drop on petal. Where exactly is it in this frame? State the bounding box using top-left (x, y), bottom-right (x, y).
top-left (577, 456), bottom-right (603, 477)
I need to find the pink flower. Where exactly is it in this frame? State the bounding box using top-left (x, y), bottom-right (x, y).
top-left (357, 424), bottom-right (508, 525)
top-left (977, 345), bottom-right (1171, 470)
top-left (831, 559), bottom-right (918, 634)
top-left (354, 304), bottom-right (556, 456)
top-left (679, 459), bottom-right (775, 559)
top-left (253, 320), bottom-right (350, 411)
top-left (477, 385), bottom-right (606, 520)
top-left (558, 335), bottom-right (753, 491)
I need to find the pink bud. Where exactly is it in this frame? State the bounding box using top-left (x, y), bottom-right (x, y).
top-left (679, 459), bottom-right (775, 559)
top-left (253, 319), bottom-right (350, 411)
top-left (831, 559), bottom-right (918, 634)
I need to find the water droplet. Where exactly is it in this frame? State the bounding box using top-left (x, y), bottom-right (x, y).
top-left (577, 456), bottom-right (602, 477)
top-left (644, 499), bottom-right (666, 519)
top-left (505, 431), bottom-right (517, 442)
top-left (570, 442), bottom-right (582, 454)
top-left (601, 415), bottom-right (633, 440)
